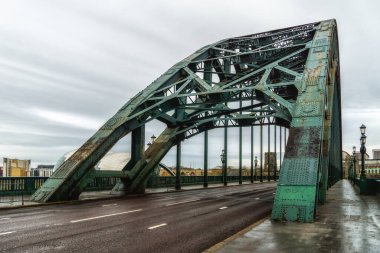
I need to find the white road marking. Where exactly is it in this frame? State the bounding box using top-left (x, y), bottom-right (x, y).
top-left (219, 206), bottom-right (228, 210)
top-left (255, 197), bottom-right (260, 200)
top-left (148, 223), bottom-right (167, 230)
top-left (102, 204), bottom-right (118, 207)
top-left (0, 218), bottom-right (11, 221)
top-left (70, 209), bottom-right (142, 223)
top-left (216, 195), bottom-right (224, 198)
top-left (165, 198), bottom-right (200, 206)
top-left (54, 223), bottom-right (63, 226)
top-left (0, 231), bottom-right (16, 236)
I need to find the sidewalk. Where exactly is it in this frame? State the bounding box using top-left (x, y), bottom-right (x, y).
top-left (211, 179), bottom-right (380, 253)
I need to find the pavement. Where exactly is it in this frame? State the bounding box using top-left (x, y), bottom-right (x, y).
top-left (211, 179), bottom-right (380, 253)
top-left (0, 182), bottom-right (276, 253)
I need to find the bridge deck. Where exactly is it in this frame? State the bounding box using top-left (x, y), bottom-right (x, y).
top-left (213, 179), bottom-right (380, 253)
top-left (0, 181), bottom-right (258, 208)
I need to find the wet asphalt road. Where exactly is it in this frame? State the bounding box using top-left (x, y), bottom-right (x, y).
top-left (0, 182), bottom-right (276, 253)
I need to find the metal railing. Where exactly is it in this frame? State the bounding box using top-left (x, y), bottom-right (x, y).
top-left (0, 176), bottom-right (119, 204)
top-left (0, 175), bottom-right (279, 204)
top-left (0, 177), bottom-right (47, 205)
top-left (147, 175), bottom-right (278, 188)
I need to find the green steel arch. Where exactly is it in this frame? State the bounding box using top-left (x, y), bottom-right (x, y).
top-left (31, 19), bottom-right (342, 222)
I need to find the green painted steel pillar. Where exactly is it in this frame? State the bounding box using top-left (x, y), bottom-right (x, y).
top-left (272, 20), bottom-right (341, 222)
top-left (260, 110), bottom-right (263, 182)
top-left (204, 130), bottom-right (208, 188)
top-left (203, 60), bottom-right (212, 188)
top-left (268, 125), bottom-right (271, 182)
top-left (279, 126), bottom-right (282, 173)
top-left (239, 97), bottom-right (243, 185)
top-left (176, 140), bottom-right (181, 190)
top-left (251, 123), bottom-right (254, 183)
top-left (112, 125), bottom-right (146, 195)
top-left (223, 58), bottom-right (230, 187)
top-left (224, 112), bottom-right (228, 186)
top-left (274, 125), bottom-right (277, 181)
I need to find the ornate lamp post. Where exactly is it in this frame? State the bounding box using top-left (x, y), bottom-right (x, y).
top-left (147, 134), bottom-right (156, 148)
top-left (254, 156), bottom-right (258, 181)
top-left (359, 124), bottom-right (367, 180)
top-left (352, 146), bottom-right (357, 183)
top-left (220, 149), bottom-right (227, 186)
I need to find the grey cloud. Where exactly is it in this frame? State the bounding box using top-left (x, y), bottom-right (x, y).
top-left (1, 0), bottom-right (380, 167)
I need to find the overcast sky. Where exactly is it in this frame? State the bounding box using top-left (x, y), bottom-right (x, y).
top-left (0, 0), bottom-right (379, 168)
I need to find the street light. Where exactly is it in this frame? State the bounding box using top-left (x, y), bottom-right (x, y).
top-left (220, 149), bottom-right (227, 186)
top-left (361, 135), bottom-right (367, 145)
top-left (151, 134), bottom-right (157, 143)
top-left (147, 142), bottom-right (152, 147)
top-left (254, 156), bottom-right (258, 181)
top-left (352, 146), bottom-right (357, 182)
top-left (360, 124), bottom-right (366, 135)
top-left (359, 125), bottom-right (366, 180)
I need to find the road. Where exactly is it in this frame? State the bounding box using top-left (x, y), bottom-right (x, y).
top-left (0, 182), bottom-right (276, 253)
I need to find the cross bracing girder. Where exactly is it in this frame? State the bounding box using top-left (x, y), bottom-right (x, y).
top-left (32, 19), bottom-right (342, 223)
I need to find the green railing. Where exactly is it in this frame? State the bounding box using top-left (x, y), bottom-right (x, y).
top-left (146, 175), bottom-right (277, 188)
top-left (0, 175), bottom-right (278, 199)
top-left (0, 177), bottom-right (47, 196)
top-left (351, 177), bottom-right (380, 195)
top-left (85, 177), bottom-right (120, 191)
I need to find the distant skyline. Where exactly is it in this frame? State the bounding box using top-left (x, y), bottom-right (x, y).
top-left (1, 0), bottom-right (380, 168)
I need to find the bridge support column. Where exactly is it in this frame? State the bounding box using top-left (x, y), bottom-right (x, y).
top-left (260, 113), bottom-right (263, 182)
top-left (176, 140), bottom-right (181, 190)
top-left (250, 123), bottom-right (254, 183)
top-left (274, 125), bottom-right (277, 181)
top-left (280, 127), bottom-right (282, 172)
top-left (112, 126), bottom-right (146, 195)
top-left (223, 106), bottom-right (228, 186)
top-left (272, 20), bottom-right (341, 222)
top-left (268, 125), bottom-right (271, 182)
top-left (239, 91), bottom-right (242, 184)
top-left (204, 131), bottom-right (208, 188)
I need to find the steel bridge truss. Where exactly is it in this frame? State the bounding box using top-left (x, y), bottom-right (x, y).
top-left (32, 20), bottom-right (342, 222)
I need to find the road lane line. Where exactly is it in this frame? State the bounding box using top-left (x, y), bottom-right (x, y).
top-left (165, 198), bottom-right (200, 206)
top-left (148, 223), bottom-right (167, 230)
top-left (0, 231), bottom-right (16, 236)
top-left (70, 209), bottom-right (142, 223)
top-left (255, 197), bottom-right (260, 200)
top-left (219, 206), bottom-right (228, 210)
top-left (102, 204), bottom-right (118, 207)
top-left (0, 218), bottom-right (11, 221)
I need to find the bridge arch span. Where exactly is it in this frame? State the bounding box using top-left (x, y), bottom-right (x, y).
top-left (32, 20), bottom-right (342, 222)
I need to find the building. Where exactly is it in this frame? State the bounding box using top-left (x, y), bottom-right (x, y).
top-left (30, 165), bottom-right (55, 177)
top-left (55, 150), bottom-right (131, 172)
top-left (365, 160), bottom-right (380, 179)
top-left (373, 149), bottom-right (380, 160)
top-left (0, 166), bottom-right (3, 177)
top-left (353, 152), bottom-right (369, 161)
top-left (342, 151), bottom-right (351, 179)
top-left (3, 158), bottom-right (31, 177)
